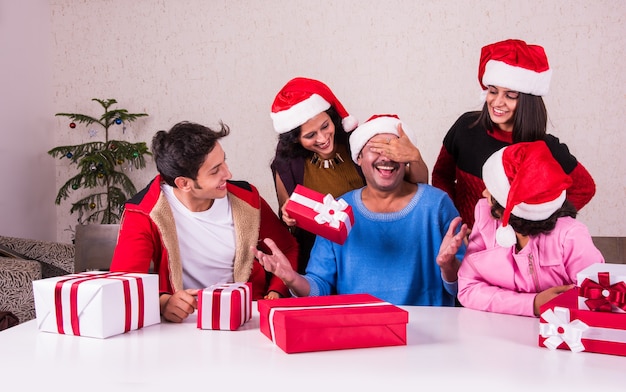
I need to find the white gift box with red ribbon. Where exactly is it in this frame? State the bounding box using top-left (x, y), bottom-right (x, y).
top-left (285, 185), bottom-right (354, 245)
top-left (576, 263), bottom-right (626, 313)
top-left (32, 271), bottom-right (160, 339)
top-left (197, 282), bottom-right (252, 331)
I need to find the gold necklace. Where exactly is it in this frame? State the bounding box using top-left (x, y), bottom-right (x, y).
top-left (311, 152), bottom-right (344, 169)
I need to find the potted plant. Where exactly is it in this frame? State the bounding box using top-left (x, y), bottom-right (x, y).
top-left (48, 98), bottom-right (150, 226)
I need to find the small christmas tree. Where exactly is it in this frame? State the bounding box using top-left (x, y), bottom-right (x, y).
top-left (48, 98), bottom-right (150, 225)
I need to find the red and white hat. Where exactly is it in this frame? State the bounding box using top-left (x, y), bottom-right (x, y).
top-left (478, 39), bottom-right (552, 97)
top-left (270, 77), bottom-right (358, 134)
top-left (482, 141), bottom-right (573, 247)
top-left (349, 114), bottom-right (404, 163)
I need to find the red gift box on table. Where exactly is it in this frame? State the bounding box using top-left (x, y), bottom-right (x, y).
top-left (538, 287), bottom-right (626, 356)
top-left (197, 282), bottom-right (252, 331)
top-left (258, 293), bottom-right (409, 354)
top-left (285, 185), bottom-right (354, 245)
top-left (32, 271), bottom-right (160, 339)
top-left (576, 263), bottom-right (626, 313)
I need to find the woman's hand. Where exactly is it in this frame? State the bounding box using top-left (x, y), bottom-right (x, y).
top-left (368, 123), bottom-right (428, 183)
top-left (280, 202), bottom-right (297, 226)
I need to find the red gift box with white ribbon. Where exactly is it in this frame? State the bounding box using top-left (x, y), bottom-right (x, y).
top-left (285, 185), bottom-right (354, 245)
top-left (257, 293), bottom-right (408, 354)
top-left (32, 271), bottom-right (160, 339)
top-left (576, 263), bottom-right (626, 313)
top-left (539, 287), bottom-right (626, 356)
top-left (197, 282), bottom-right (252, 331)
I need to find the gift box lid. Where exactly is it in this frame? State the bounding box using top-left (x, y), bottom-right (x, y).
top-left (576, 263), bottom-right (626, 285)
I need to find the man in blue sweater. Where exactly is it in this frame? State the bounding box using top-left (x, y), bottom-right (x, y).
top-left (253, 114), bottom-right (468, 306)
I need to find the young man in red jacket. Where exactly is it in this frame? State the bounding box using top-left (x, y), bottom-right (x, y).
top-left (110, 121), bottom-right (298, 323)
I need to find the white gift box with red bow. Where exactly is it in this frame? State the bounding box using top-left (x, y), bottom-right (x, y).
top-left (197, 282), bottom-right (252, 331)
top-left (576, 263), bottom-right (626, 313)
top-left (33, 271), bottom-right (160, 339)
top-left (285, 185), bottom-right (354, 245)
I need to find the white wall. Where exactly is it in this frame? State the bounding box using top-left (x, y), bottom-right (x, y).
top-left (6, 0), bottom-right (626, 243)
top-left (0, 0), bottom-right (57, 241)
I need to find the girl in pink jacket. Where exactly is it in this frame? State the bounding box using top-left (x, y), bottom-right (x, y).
top-left (457, 141), bottom-right (604, 317)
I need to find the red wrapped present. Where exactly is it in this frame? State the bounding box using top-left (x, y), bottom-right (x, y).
top-left (32, 271), bottom-right (160, 339)
top-left (197, 282), bottom-right (252, 331)
top-left (538, 287), bottom-right (626, 356)
top-left (576, 263), bottom-right (626, 313)
top-left (285, 185), bottom-right (354, 245)
top-left (258, 293), bottom-right (408, 354)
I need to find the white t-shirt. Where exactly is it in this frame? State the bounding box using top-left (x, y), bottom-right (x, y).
top-left (162, 184), bottom-right (236, 289)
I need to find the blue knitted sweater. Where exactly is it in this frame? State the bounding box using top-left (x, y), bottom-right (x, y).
top-left (304, 184), bottom-right (465, 306)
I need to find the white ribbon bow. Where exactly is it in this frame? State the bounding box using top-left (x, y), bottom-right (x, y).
top-left (540, 307), bottom-right (589, 353)
top-left (313, 194), bottom-right (350, 229)
top-left (291, 192), bottom-right (351, 231)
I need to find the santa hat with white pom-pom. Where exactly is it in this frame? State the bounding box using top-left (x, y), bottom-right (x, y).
top-left (270, 77), bottom-right (358, 134)
top-left (481, 141), bottom-right (573, 247)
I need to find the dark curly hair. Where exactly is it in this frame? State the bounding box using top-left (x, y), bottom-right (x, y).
top-left (473, 92), bottom-right (548, 143)
top-left (273, 106), bottom-right (349, 160)
top-left (152, 121), bottom-right (230, 187)
top-left (489, 197), bottom-right (578, 236)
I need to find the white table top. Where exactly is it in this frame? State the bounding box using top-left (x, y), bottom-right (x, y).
top-left (1, 303), bottom-right (623, 391)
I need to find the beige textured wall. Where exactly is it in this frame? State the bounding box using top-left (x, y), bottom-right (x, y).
top-left (48, 0), bottom-right (625, 242)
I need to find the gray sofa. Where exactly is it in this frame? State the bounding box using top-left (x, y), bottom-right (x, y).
top-left (0, 235), bottom-right (74, 325)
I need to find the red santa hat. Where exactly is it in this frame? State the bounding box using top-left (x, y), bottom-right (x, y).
top-left (481, 141), bottom-right (573, 247)
top-left (270, 77), bottom-right (358, 134)
top-left (349, 114), bottom-right (404, 163)
top-left (478, 39), bottom-right (552, 97)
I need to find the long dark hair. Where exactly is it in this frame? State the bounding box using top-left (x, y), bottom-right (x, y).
top-left (490, 198), bottom-right (577, 236)
top-left (472, 92), bottom-right (548, 143)
top-left (273, 106), bottom-right (348, 160)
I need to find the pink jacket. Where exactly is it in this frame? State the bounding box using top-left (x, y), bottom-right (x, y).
top-left (457, 198), bottom-right (605, 317)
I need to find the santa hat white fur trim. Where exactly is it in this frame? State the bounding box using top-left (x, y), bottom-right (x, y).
top-left (483, 147), bottom-right (567, 247)
top-left (270, 94), bottom-right (330, 134)
top-left (349, 116), bottom-right (402, 163)
top-left (482, 59), bottom-right (552, 96)
top-left (493, 193), bottom-right (569, 248)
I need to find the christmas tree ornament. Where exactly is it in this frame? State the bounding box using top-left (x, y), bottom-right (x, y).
top-left (89, 202), bottom-right (96, 210)
top-left (71, 184), bottom-right (79, 190)
top-left (70, 122), bottom-right (76, 128)
top-left (65, 152), bottom-right (73, 159)
top-left (115, 118), bottom-right (122, 124)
